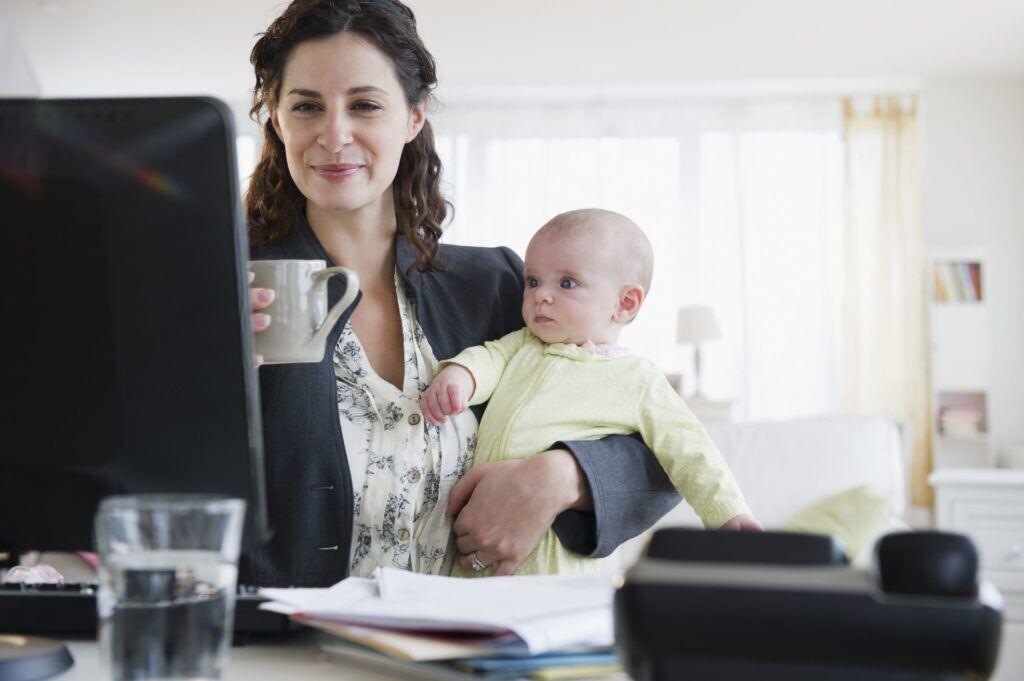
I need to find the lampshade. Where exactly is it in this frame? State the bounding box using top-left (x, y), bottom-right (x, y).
top-left (677, 306), bottom-right (722, 344)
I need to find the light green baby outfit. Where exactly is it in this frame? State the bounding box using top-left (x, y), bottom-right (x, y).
top-left (446, 327), bottom-right (750, 578)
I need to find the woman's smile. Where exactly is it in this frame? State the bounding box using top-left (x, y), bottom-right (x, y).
top-left (313, 163), bottom-right (365, 182)
top-left (272, 32), bottom-right (426, 215)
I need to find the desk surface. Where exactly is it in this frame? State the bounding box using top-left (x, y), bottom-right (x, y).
top-left (57, 630), bottom-right (400, 681)
top-left (56, 631), bottom-right (627, 681)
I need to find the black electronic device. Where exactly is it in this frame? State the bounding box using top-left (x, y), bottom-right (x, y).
top-left (0, 637), bottom-right (73, 681)
top-left (875, 530), bottom-right (980, 598)
top-left (0, 97), bottom-right (268, 552)
top-left (0, 582), bottom-right (298, 638)
top-left (0, 97), bottom-right (275, 678)
top-left (646, 526), bottom-right (847, 565)
top-left (615, 528), bottom-right (1003, 681)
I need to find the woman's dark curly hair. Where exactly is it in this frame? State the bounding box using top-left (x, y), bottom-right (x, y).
top-left (246, 0), bottom-right (449, 272)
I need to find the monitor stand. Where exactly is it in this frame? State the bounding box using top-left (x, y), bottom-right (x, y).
top-left (0, 636), bottom-right (73, 681)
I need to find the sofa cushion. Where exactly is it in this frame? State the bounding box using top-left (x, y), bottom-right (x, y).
top-left (703, 416), bottom-right (906, 527)
top-left (614, 416), bottom-right (907, 569)
top-left (779, 484), bottom-right (890, 560)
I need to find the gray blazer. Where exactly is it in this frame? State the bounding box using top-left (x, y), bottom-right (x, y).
top-left (244, 219), bottom-right (680, 586)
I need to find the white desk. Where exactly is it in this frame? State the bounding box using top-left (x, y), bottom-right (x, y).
top-left (57, 631), bottom-right (397, 680)
top-left (56, 632), bottom-right (627, 681)
top-left (51, 624), bottom-right (1022, 681)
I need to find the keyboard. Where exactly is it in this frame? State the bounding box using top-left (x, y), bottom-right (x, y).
top-left (0, 582), bottom-right (300, 636)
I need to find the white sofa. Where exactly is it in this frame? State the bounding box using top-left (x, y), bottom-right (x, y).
top-left (616, 415), bottom-right (911, 568)
top-left (38, 416), bottom-right (910, 580)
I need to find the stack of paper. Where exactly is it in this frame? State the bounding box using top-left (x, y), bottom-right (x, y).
top-left (260, 568), bottom-right (624, 679)
top-left (317, 640), bottom-right (621, 681)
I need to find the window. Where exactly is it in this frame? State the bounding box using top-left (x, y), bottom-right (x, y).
top-left (435, 99), bottom-right (843, 420)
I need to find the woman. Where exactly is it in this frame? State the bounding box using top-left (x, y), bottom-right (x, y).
top-left (244, 0), bottom-right (680, 587)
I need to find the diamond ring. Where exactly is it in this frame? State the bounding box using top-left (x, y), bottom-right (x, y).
top-left (470, 552), bottom-right (488, 572)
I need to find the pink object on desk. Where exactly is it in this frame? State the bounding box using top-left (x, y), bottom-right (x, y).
top-left (76, 551), bottom-right (100, 570)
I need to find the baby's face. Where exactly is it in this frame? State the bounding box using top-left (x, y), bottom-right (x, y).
top-left (522, 231), bottom-right (624, 345)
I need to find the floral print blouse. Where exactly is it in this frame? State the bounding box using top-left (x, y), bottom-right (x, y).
top-left (333, 270), bottom-right (477, 577)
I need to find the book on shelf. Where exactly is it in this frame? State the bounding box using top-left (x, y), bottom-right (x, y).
top-left (938, 406), bottom-right (985, 438)
top-left (967, 262), bottom-right (982, 300)
top-left (933, 261), bottom-right (982, 303)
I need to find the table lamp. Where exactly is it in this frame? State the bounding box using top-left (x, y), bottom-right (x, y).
top-left (677, 306), bottom-right (721, 399)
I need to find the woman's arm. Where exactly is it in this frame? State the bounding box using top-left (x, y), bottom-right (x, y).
top-left (448, 437), bottom-right (682, 573)
top-left (550, 434), bottom-right (683, 557)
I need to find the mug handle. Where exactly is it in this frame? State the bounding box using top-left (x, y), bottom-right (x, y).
top-left (310, 266), bottom-right (360, 347)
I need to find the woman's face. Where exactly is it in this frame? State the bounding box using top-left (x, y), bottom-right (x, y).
top-left (272, 33), bottom-right (425, 216)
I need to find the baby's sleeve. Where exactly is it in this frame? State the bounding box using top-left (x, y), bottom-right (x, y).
top-left (439, 328), bottom-right (531, 406)
top-left (635, 372), bottom-right (751, 529)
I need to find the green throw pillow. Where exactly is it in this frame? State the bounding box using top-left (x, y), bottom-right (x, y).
top-left (780, 485), bottom-right (890, 561)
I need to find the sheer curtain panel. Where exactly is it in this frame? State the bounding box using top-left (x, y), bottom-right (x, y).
top-left (433, 98), bottom-right (844, 422)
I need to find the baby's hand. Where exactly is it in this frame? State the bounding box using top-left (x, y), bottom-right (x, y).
top-left (421, 364), bottom-right (475, 426)
top-left (718, 513), bottom-right (764, 532)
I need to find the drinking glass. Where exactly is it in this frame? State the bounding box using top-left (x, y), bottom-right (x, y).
top-left (94, 495), bottom-right (245, 680)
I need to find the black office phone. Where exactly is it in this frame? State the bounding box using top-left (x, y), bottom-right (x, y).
top-left (615, 528), bottom-right (1002, 681)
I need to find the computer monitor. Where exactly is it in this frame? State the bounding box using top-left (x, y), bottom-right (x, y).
top-left (0, 97), bottom-right (269, 553)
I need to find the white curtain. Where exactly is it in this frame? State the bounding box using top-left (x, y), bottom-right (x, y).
top-left (697, 127), bottom-right (844, 419)
top-left (432, 98), bottom-right (844, 422)
top-left (840, 97), bottom-right (929, 504)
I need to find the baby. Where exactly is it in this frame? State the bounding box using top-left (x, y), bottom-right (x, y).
top-left (421, 208), bottom-right (759, 577)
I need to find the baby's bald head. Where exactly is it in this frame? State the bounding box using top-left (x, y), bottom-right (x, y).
top-left (535, 208), bottom-right (653, 294)
top-left (523, 209), bottom-right (652, 343)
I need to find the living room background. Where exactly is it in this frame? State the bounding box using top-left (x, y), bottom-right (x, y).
top-left (5, 0), bottom-right (1024, 493)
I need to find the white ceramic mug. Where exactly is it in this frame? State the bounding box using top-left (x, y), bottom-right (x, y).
top-left (249, 259), bottom-right (359, 364)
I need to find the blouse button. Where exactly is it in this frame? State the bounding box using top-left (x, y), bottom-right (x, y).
top-left (408, 413), bottom-right (422, 426)
top-left (408, 469), bottom-right (421, 483)
top-left (397, 528), bottom-right (411, 542)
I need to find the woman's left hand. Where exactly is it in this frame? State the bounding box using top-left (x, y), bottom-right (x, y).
top-left (447, 449), bottom-right (588, 576)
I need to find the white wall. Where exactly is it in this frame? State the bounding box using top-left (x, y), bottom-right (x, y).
top-left (0, 10), bottom-right (39, 96)
top-left (6, 1), bottom-right (1024, 103)
top-left (922, 78), bottom-right (1024, 459)
top-left (411, 0), bottom-right (1024, 88)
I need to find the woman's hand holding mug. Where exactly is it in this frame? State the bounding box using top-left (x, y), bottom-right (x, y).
top-left (248, 271), bottom-right (275, 367)
top-left (248, 260), bottom-right (360, 366)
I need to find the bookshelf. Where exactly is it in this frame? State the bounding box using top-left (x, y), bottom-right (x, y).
top-left (929, 250), bottom-right (992, 468)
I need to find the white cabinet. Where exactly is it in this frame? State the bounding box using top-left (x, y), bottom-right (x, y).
top-left (930, 469), bottom-right (1024, 681)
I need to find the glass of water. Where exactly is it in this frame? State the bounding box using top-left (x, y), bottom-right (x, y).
top-left (94, 495), bottom-right (245, 681)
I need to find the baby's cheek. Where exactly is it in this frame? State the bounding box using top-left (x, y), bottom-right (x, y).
top-left (531, 325), bottom-right (558, 344)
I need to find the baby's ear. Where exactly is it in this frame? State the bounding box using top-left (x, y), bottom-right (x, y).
top-left (614, 285), bottom-right (645, 325)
